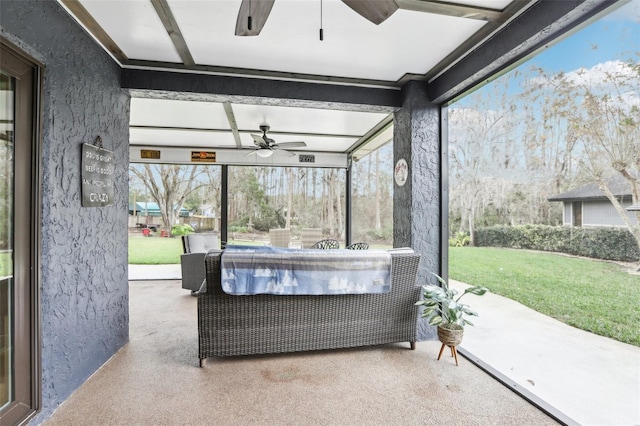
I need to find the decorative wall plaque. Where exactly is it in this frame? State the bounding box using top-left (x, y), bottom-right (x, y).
top-left (82, 142), bottom-right (114, 207)
top-left (191, 151), bottom-right (217, 163)
top-left (394, 158), bottom-right (408, 187)
top-left (298, 154), bottom-right (316, 163)
top-left (140, 149), bottom-right (161, 159)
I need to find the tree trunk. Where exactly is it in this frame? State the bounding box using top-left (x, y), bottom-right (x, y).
top-left (286, 168), bottom-right (293, 229)
top-left (327, 170), bottom-right (335, 237)
top-left (375, 150), bottom-right (381, 230)
top-left (468, 207), bottom-right (476, 246)
top-left (335, 171), bottom-right (343, 239)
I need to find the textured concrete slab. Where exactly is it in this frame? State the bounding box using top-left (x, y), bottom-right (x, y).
top-left (451, 280), bottom-right (640, 426)
top-left (43, 280), bottom-right (557, 426)
top-left (128, 264), bottom-right (181, 280)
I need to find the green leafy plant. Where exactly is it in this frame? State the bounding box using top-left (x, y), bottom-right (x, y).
top-left (171, 223), bottom-right (194, 237)
top-left (416, 273), bottom-right (488, 327)
top-left (449, 231), bottom-right (470, 247)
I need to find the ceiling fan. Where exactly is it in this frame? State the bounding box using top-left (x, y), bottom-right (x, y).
top-left (235, 0), bottom-right (399, 36)
top-left (246, 125), bottom-right (307, 157)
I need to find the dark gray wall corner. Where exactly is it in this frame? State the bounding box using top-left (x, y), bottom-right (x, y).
top-left (1, 0), bottom-right (130, 423)
top-left (394, 81), bottom-right (441, 341)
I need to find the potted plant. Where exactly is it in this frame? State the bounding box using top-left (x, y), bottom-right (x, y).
top-left (415, 273), bottom-right (488, 365)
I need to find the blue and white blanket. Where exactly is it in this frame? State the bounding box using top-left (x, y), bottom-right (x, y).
top-left (220, 246), bottom-right (391, 295)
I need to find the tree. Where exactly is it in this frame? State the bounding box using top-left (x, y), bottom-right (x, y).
top-left (129, 164), bottom-right (206, 232)
top-left (530, 59), bottom-right (640, 249)
top-left (448, 101), bottom-right (522, 243)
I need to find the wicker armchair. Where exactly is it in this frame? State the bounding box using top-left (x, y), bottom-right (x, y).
top-left (310, 239), bottom-right (340, 249)
top-left (181, 233), bottom-right (220, 293)
top-left (346, 242), bottom-right (369, 250)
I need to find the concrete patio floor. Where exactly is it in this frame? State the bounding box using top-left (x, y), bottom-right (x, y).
top-left (449, 280), bottom-right (640, 426)
top-left (126, 265), bottom-right (640, 425)
top-left (44, 277), bottom-right (559, 426)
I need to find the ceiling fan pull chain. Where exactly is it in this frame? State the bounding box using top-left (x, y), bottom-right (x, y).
top-left (248, 0), bottom-right (252, 31)
top-left (319, 0), bottom-right (324, 41)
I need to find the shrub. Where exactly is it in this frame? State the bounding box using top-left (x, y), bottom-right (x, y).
top-left (365, 226), bottom-right (393, 243)
top-left (449, 231), bottom-right (470, 247)
top-left (171, 223), bottom-right (194, 237)
top-left (474, 225), bottom-right (640, 262)
top-left (229, 225), bottom-right (248, 233)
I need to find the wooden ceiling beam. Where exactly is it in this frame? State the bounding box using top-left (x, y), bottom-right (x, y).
top-left (150, 0), bottom-right (195, 67)
top-left (59, 0), bottom-right (128, 62)
top-left (222, 102), bottom-right (243, 148)
top-left (396, 0), bottom-right (505, 23)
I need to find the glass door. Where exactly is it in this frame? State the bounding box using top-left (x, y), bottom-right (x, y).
top-left (0, 39), bottom-right (40, 425)
top-left (0, 69), bottom-right (13, 411)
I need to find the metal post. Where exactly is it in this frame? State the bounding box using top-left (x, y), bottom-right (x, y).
top-left (221, 165), bottom-right (228, 249)
top-left (345, 158), bottom-right (352, 247)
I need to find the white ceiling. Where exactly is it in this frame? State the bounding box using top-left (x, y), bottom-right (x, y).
top-left (129, 98), bottom-right (389, 152)
top-left (59, 0), bottom-right (523, 160)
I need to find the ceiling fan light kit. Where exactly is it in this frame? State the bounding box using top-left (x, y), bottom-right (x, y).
top-left (246, 124), bottom-right (307, 157)
top-left (256, 148), bottom-right (274, 158)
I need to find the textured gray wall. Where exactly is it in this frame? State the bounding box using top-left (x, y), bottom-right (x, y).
top-left (1, 1), bottom-right (130, 422)
top-left (393, 81), bottom-right (441, 341)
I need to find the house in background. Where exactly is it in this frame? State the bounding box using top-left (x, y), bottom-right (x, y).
top-left (128, 201), bottom-right (190, 218)
top-left (128, 202), bottom-right (191, 229)
top-left (549, 175), bottom-right (638, 227)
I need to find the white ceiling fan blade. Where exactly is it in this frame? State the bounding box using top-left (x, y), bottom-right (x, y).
top-left (279, 149), bottom-right (296, 157)
top-left (342, 0), bottom-right (398, 25)
top-left (250, 133), bottom-right (264, 145)
top-left (235, 0), bottom-right (275, 36)
top-left (244, 149), bottom-right (258, 157)
top-left (274, 141), bottom-right (306, 148)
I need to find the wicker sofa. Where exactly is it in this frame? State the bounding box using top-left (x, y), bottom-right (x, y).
top-left (197, 248), bottom-right (421, 366)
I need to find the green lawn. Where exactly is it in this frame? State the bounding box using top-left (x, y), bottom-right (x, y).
top-left (128, 235), bottom-right (266, 264)
top-left (449, 246), bottom-right (640, 347)
top-left (0, 251), bottom-right (11, 277)
top-left (128, 236), bottom-right (184, 264)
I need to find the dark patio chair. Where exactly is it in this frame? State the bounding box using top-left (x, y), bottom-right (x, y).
top-left (310, 239), bottom-right (340, 249)
top-left (346, 242), bottom-right (369, 250)
top-left (181, 233), bottom-right (220, 293)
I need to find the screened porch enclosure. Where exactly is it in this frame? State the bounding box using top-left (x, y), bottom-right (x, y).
top-left (129, 138), bottom-right (394, 250)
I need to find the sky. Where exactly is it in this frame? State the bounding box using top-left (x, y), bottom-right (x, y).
top-left (454, 0), bottom-right (639, 106)
top-left (527, 0), bottom-right (639, 73)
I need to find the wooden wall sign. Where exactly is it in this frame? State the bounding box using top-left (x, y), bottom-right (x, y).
top-left (140, 149), bottom-right (161, 159)
top-left (82, 142), bottom-right (114, 207)
top-left (191, 151), bottom-right (216, 163)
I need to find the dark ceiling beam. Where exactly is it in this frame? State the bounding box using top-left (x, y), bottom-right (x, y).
top-left (121, 69), bottom-right (402, 112)
top-left (396, 0), bottom-right (505, 22)
top-left (427, 0), bottom-right (622, 104)
top-left (123, 59), bottom-right (398, 90)
top-left (59, 0), bottom-right (128, 62)
top-left (150, 0), bottom-right (195, 67)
